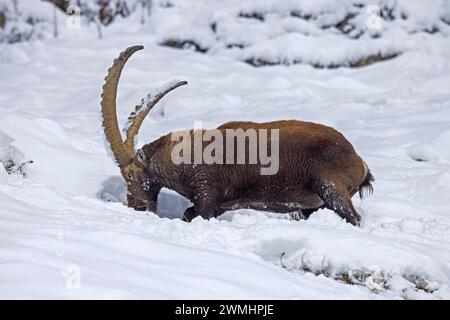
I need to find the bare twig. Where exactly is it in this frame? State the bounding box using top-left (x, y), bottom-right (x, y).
top-left (12, 160), bottom-right (34, 176)
top-left (279, 252), bottom-right (295, 271)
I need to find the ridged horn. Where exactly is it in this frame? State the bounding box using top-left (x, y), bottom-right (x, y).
top-left (101, 45), bottom-right (144, 168)
top-left (124, 80), bottom-right (188, 154)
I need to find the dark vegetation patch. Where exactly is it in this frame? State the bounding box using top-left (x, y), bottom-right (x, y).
top-left (335, 13), bottom-right (357, 34)
top-left (244, 58), bottom-right (285, 67)
top-left (238, 11), bottom-right (265, 22)
top-left (226, 43), bottom-right (246, 49)
top-left (290, 11), bottom-right (312, 20)
top-left (44, 0), bottom-right (70, 12)
top-left (45, 0), bottom-right (130, 26)
top-left (159, 1), bottom-right (174, 9)
top-left (350, 52), bottom-right (400, 67)
top-left (380, 5), bottom-right (396, 21)
top-left (159, 39), bottom-right (209, 53)
top-left (210, 22), bottom-right (217, 33)
top-left (423, 25), bottom-right (440, 34)
top-left (245, 52), bottom-right (400, 68)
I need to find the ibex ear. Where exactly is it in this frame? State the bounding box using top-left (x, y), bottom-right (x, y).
top-left (136, 149), bottom-right (147, 164)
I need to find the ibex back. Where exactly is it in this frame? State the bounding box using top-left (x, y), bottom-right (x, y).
top-left (101, 45), bottom-right (374, 226)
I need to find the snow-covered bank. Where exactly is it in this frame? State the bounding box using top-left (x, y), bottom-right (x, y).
top-left (2, 1), bottom-right (450, 67)
top-left (1, 1), bottom-right (450, 299)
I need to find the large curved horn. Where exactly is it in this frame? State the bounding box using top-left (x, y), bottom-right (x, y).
top-left (101, 45), bottom-right (144, 168)
top-left (124, 80), bottom-right (188, 154)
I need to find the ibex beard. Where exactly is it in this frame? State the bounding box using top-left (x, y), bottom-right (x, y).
top-left (101, 45), bottom-right (374, 226)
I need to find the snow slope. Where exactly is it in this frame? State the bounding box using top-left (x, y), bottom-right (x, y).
top-left (1, 3), bottom-right (450, 299)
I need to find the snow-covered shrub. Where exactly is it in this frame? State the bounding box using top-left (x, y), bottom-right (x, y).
top-left (0, 0), bottom-right (148, 43)
top-left (0, 130), bottom-right (31, 178)
top-left (0, 0), bottom-right (34, 43)
top-left (47, 0), bottom-right (155, 27)
top-left (0, 0), bottom-right (67, 43)
top-left (65, 0), bottom-right (132, 26)
top-left (1, 0), bottom-right (449, 67)
top-left (0, 130), bottom-right (16, 173)
top-left (151, 0), bottom-right (450, 68)
top-left (279, 252), bottom-right (443, 297)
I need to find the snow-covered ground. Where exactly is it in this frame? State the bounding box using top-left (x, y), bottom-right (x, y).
top-left (1, 1), bottom-right (450, 299)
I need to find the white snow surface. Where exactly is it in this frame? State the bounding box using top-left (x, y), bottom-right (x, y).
top-left (1, 1), bottom-right (450, 299)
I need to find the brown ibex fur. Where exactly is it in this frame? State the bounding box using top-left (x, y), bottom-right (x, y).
top-left (101, 45), bottom-right (373, 226)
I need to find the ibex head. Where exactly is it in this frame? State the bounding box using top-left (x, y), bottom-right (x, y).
top-left (100, 45), bottom-right (187, 210)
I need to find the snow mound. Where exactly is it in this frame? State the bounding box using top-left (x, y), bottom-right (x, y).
top-left (151, 0), bottom-right (450, 67)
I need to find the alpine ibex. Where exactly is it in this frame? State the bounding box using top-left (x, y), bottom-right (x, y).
top-left (101, 45), bottom-right (373, 226)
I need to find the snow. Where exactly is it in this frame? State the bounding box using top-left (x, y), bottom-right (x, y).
top-left (1, 0), bottom-right (450, 299)
top-left (148, 0), bottom-right (450, 67)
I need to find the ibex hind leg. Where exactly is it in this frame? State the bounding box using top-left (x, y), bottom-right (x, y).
top-left (313, 180), bottom-right (361, 226)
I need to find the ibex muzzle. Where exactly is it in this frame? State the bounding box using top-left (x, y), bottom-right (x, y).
top-left (101, 45), bottom-right (374, 226)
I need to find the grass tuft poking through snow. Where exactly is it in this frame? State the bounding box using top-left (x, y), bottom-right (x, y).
top-left (279, 252), bottom-right (440, 297)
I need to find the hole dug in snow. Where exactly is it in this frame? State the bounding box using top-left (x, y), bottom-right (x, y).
top-left (97, 179), bottom-right (190, 220)
top-left (97, 176), bottom-right (127, 203)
